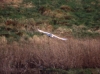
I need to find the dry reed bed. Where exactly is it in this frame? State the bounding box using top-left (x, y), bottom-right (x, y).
top-left (0, 37), bottom-right (100, 73)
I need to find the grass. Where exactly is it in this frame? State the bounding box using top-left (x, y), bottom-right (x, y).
top-left (0, 37), bottom-right (100, 74)
top-left (0, 0), bottom-right (100, 74)
top-left (67, 0), bottom-right (100, 27)
top-left (0, 0), bottom-right (100, 40)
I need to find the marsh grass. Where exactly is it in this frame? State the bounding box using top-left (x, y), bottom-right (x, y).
top-left (0, 37), bottom-right (100, 74)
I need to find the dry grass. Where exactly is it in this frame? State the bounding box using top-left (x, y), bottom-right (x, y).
top-left (0, 37), bottom-right (100, 74)
top-left (0, 0), bottom-right (23, 4)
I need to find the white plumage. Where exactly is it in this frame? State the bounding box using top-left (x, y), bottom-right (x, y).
top-left (37, 29), bottom-right (67, 41)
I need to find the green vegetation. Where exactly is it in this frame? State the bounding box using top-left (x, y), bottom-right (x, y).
top-left (44, 68), bottom-right (99, 74)
top-left (0, 0), bottom-right (100, 40)
top-left (67, 0), bottom-right (100, 27)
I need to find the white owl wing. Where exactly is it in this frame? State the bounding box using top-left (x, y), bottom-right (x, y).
top-left (38, 29), bottom-right (50, 35)
top-left (52, 34), bottom-right (67, 40)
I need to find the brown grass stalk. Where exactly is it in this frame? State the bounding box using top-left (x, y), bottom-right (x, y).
top-left (0, 37), bottom-right (100, 73)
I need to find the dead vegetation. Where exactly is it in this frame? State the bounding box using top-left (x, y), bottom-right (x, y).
top-left (0, 37), bottom-right (100, 74)
top-left (0, 0), bottom-right (23, 4)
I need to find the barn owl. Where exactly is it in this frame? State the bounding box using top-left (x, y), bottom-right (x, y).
top-left (38, 29), bottom-right (67, 41)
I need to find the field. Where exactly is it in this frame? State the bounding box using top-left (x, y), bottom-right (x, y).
top-left (0, 0), bottom-right (100, 74)
top-left (0, 37), bottom-right (100, 74)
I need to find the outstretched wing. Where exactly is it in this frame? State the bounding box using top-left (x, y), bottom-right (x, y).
top-left (38, 29), bottom-right (50, 35)
top-left (52, 34), bottom-right (67, 40)
top-left (38, 29), bottom-right (67, 40)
